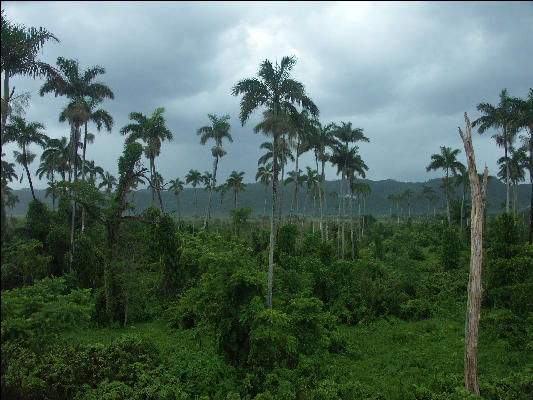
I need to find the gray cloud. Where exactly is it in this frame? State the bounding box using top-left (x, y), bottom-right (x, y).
top-left (2, 1), bottom-right (532, 190)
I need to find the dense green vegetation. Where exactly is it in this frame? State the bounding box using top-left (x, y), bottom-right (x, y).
top-left (1, 9), bottom-right (532, 400)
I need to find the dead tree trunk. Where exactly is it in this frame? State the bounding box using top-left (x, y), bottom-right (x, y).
top-left (458, 112), bottom-right (488, 397)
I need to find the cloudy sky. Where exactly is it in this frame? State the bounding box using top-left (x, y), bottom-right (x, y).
top-left (3, 1), bottom-right (532, 190)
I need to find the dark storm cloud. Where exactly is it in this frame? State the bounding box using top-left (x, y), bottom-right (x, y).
top-left (2, 1), bottom-right (532, 189)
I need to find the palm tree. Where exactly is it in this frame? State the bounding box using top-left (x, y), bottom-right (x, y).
top-left (120, 107), bottom-right (173, 207)
top-left (168, 177), bottom-right (185, 226)
top-left (197, 113), bottom-right (232, 228)
top-left (497, 147), bottom-right (528, 214)
top-left (402, 188), bottom-right (414, 218)
top-left (330, 142), bottom-right (368, 259)
top-left (257, 138), bottom-right (295, 229)
top-left (99, 171), bottom-right (116, 194)
top-left (303, 167), bottom-right (320, 232)
top-left (288, 109), bottom-right (315, 220)
top-left (419, 184), bottom-right (437, 218)
top-left (472, 89), bottom-right (520, 213)
top-left (256, 163), bottom-right (273, 230)
top-left (1, 10), bottom-right (58, 162)
top-left (226, 170), bottom-right (246, 208)
top-left (36, 154), bottom-right (57, 210)
top-left (40, 136), bottom-right (69, 182)
top-left (284, 168), bottom-right (304, 218)
top-left (185, 169), bottom-right (202, 233)
top-left (512, 89), bottom-right (533, 243)
top-left (232, 55), bottom-right (318, 309)
top-left (4, 116), bottom-right (48, 200)
top-left (426, 146), bottom-right (465, 226)
top-left (83, 160), bottom-right (105, 186)
top-left (455, 169), bottom-right (470, 231)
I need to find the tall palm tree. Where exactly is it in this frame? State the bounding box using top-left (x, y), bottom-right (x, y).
top-left (256, 162), bottom-right (273, 230)
top-left (232, 55), bottom-right (318, 308)
top-left (120, 107), bottom-right (173, 207)
top-left (419, 184), bottom-right (437, 218)
top-left (426, 146), bottom-right (465, 226)
top-left (402, 188), bottom-right (414, 218)
top-left (1, 10), bottom-right (58, 162)
top-left (285, 168), bottom-right (304, 218)
top-left (83, 160), bottom-right (104, 186)
top-left (99, 171), bottom-right (116, 195)
top-left (472, 89), bottom-right (520, 213)
top-left (303, 167), bottom-right (320, 232)
top-left (497, 147), bottom-right (528, 214)
top-left (512, 89), bottom-right (533, 243)
top-left (197, 113), bottom-right (232, 228)
top-left (454, 169), bottom-right (470, 231)
top-left (288, 109), bottom-right (315, 220)
top-left (226, 170), bottom-right (246, 208)
top-left (4, 116), bottom-right (48, 200)
top-left (40, 136), bottom-right (69, 182)
top-left (168, 177), bottom-right (184, 226)
top-left (185, 169), bottom-right (202, 233)
top-left (36, 155), bottom-right (57, 210)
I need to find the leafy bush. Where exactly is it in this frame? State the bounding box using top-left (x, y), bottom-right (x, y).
top-left (1, 277), bottom-right (93, 348)
top-left (439, 227), bottom-right (462, 270)
top-left (1, 239), bottom-right (51, 289)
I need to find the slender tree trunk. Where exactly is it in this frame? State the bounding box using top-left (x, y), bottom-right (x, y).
top-left (337, 175), bottom-right (343, 259)
top-left (350, 188), bottom-right (355, 261)
top-left (461, 189), bottom-right (465, 232)
top-left (513, 182), bottom-right (517, 215)
top-left (81, 121), bottom-right (89, 234)
top-left (22, 145), bottom-right (36, 200)
top-left (312, 194), bottom-right (316, 234)
top-left (263, 184), bottom-right (267, 230)
top-left (528, 128), bottom-right (533, 244)
top-left (459, 113), bottom-right (488, 397)
top-left (268, 132), bottom-right (279, 309)
top-left (1, 74), bottom-right (10, 166)
top-left (396, 202), bottom-right (400, 225)
top-left (277, 165), bottom-right (285, 232)
top-left (52, 174), bottom-right (56, 211)
top-left (293, 135), bottom-right (300, 221)
top-left (358, 193), bottom-right (361, 237)
top-left (445, 171), bottom-right (451, 227)
top-left (504, 130), bottom-right (510, 213)
top-left (69, 124), bottom-right (80, 273)
top-left (193, 187), bottom-right (197, 234)
top-left (319, 158), bottom-right (325, 241)
top-left (204, 156), bottom-right (218, 229)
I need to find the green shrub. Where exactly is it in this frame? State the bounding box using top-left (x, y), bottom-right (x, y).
top-left (1, 277), bottom-right (93, 348)
top-left (439, 227), bottom-right (462, 270)
top-left (1, 239), bottom-right (51, 289)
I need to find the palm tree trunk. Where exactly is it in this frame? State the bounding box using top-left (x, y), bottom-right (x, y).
top-left (445, 171), bottom-right (451, 226)
top-left (24, 159), bottom-right (36, 201)
top-left (268, 132), bottom-right (279, 309)
top-left (318, 158), bottom-right (324, 242)
top-left (1, 74), bottom-right (10, 164)
top-left (69, 124), bottom-right (80, 273)
top-left (150, 158), bottom-right (155, 207)
top-left (52, 174), bottom-right (56, 211)
top-left (350, 188), bottom-right (354, 261)
top-left (277, 165), bottom-right (285, 232)
top-left (504, 131), bottom-right (510, 213)
top-left (337, 174), bottom-right (343, 259)
top-left (312, 194), bottom-right (316, 234)
top-left (80, 122), bottom-right (89, 234)
top-left (358, 193), bottom-right (361, 237)
top-left (293, 135), bottom-right (300, 221)
top-left (513, 182), bottom-right (517, 214)
top-left (263, 184), bottom-right (267, 230)
top-left (204, 156), bottom-right (218, 229)
top-left (193, 187), bottom-right (198, 234)
top-left (461, 189), bottom-right (465, 232)
top-left (528, 129), bottom-right (533, 244)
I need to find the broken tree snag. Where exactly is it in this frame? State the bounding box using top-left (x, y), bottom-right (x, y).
top-left (458, 112), bottom-right (488, 397)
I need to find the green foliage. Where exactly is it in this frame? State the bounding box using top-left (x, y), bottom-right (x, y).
top-left (1, 239), bottom-right (51, 289)
top-left (1, 277), bottom-right (93, 348)
top-left (25, 199), bottom-right (51, 243)
top-left (73, 235), bottom-right (104, 289)
top-left (277, 222), bottom-right (298, 256)
top-left (487, 212), bottom-right (521, 259)
top-left (46, 223), bottom-right (69, 276)
top-left (230, 206), bottom-right (252, 235)
top-left (439, 227), bottom-right (462, 270)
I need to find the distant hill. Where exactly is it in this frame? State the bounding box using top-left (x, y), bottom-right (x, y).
top-left (6, 177), bottom-right (531, 218)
